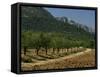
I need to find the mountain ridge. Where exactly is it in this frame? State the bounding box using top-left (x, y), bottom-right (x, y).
top-left (21, 6), bottom-right (94, 39)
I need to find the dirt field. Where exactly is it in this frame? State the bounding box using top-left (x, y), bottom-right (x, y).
top-left (21, 49), bottom-right (95, 71)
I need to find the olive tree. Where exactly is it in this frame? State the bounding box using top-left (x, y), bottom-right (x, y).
top-left (40, 33), bottom-right (51, 55)
top-left (33, 37), bottom-right (41, 55)
top-left (56, 39), bottom-right (62, 54)
top-left (21, 31), bottom-right (33, 55)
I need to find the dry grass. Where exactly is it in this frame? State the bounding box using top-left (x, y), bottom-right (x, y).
top-left (21, 49), bottom-right (95, 71)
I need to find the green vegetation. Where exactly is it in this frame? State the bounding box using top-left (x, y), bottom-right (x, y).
top-left (21, 6), bottom-right (95, 56)
top-left (21, 32), bottom-right (94, 55)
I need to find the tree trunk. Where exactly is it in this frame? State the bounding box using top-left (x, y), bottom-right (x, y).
top-left (36, 48), bottom-right (39, 55)
top-left (57, 48), bottom-right (60, 54)
top-left (24, 47), bottom-right (27, 55)
top-left (67, 48), bottom-right (69, 52)
top-left (46, 48), bottom-right (48, 55)
top-left (53, 48), bottom-right (55, 54)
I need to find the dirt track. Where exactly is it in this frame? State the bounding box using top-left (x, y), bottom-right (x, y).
top-left (21, 49), bottom-right (95, 71)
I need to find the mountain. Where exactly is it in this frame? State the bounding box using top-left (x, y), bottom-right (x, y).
top-left (21, 6), bottom-right (94, 41)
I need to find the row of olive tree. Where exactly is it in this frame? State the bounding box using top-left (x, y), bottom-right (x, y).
top-left (21, 31), bottom-right (51, 55)
top-left (21, 31), bottom-right (95, 55)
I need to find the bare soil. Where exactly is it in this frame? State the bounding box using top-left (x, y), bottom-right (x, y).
top-left (21, 49), bottom-right (95, 71)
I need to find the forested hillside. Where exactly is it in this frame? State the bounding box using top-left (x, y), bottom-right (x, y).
top-left (21, 6), bottom-right (95, 55)
top-left (22, 6), bottom-right (92, 33)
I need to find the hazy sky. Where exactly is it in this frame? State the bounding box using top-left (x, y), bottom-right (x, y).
top-left (45, 7), bottom-right (95, 29)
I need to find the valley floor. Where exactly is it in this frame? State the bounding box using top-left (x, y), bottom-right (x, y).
top-left (21, 49), bottom-right (95, 71)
